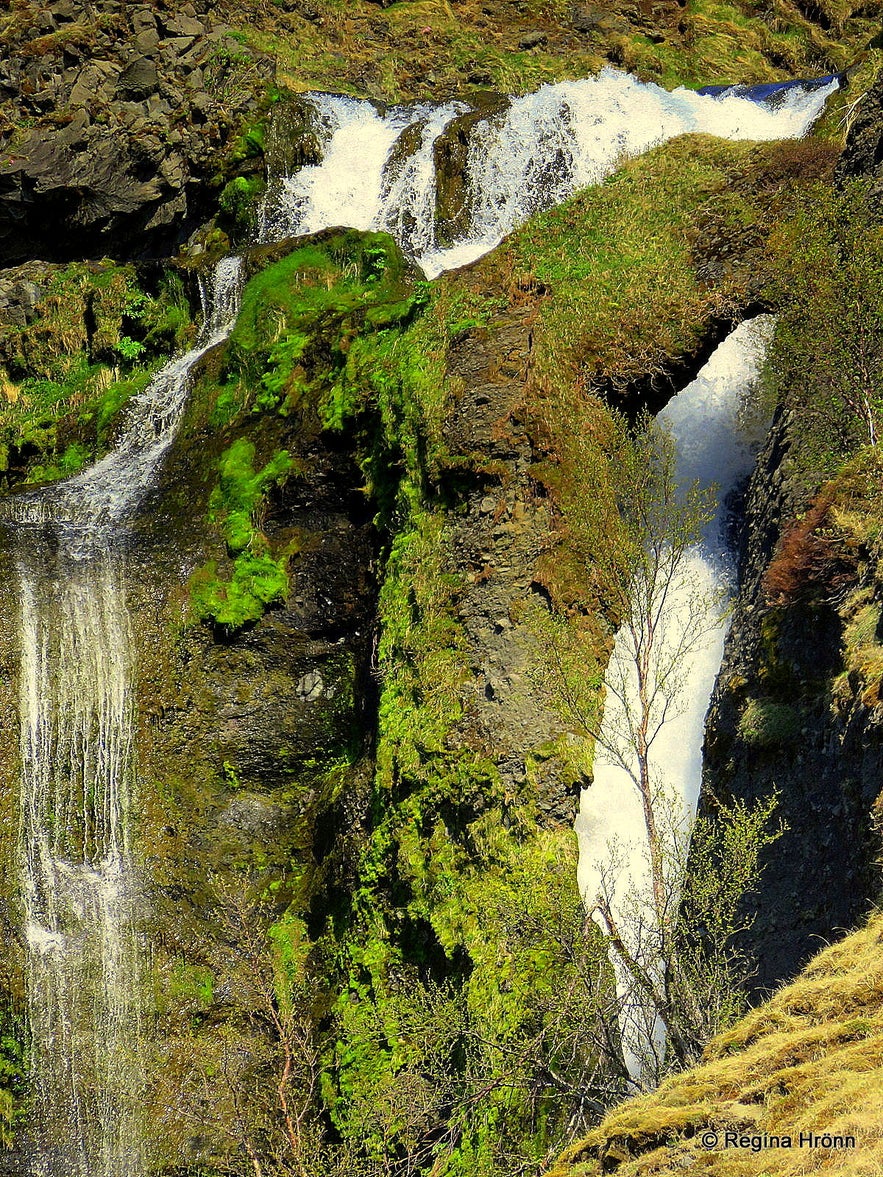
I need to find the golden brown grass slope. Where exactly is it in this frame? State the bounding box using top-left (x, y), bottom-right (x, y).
top-left (216, 0), bottom-right (882, 101)
top-left (548, 913), bottom-right (883, 1176)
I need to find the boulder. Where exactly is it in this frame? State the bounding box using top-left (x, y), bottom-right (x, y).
top-left (518, 30), bottom-right (548, 50)
top-left (117, 56), bottom-right (159, 98)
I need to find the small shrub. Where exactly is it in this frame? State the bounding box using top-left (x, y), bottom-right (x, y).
top-left (737, 697), bottom-right (802, 748)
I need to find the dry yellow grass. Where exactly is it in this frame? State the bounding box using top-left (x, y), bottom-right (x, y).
top-left (549, 914), bottom-right (883, 1177)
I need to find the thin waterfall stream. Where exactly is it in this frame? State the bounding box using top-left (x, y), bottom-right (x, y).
top-left (0, 62), bottom-right (837, 1171)
top-left (6, 258), bottom-right (243, 1176)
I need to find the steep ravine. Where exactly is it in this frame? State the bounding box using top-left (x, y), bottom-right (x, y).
top-left (701, 402), bottom-right (883, 991)
top-left (698, 94), bottom-right (883, 991)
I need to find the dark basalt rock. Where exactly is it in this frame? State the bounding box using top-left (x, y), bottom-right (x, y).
top-left (0, 0), bottom-right (274, 265)
top-left (433, 93), bottom-right (511, 248)
top-left (836, 67), bottom-right (883, 186)
top-left (701, 405), bottom-right (883, 993)
top-left (117, 56), bottom-right (160, 98)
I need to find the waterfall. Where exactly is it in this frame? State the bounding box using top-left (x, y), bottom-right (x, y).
top-left (2, 59), bottom-right (838, 1165)
top-left (262, 68), bottom-right (836, 277)
top-left (6, 257), bottom-right (244, 1176)
top-left (574, 317), bottom-right (774, 1081)
top-left (258, 95), bottom-right (465, 253)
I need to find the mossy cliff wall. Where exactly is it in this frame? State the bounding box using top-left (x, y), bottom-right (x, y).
top-left (2, 0), bottom-right (883, 1165)
top-left (121, 137), bottom-right (850, 1171)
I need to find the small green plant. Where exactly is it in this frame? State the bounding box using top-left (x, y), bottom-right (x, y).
top-left (218, 175), bottom-right (265, 238)
top-left (737, 698), bottom-right (802, 748)
top-left (116, 335), bottom-right (146, 362)
top-left (222, 760), bottom-right (243, 790)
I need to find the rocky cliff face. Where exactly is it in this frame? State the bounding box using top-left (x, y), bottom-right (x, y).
top-left (702, 405), bottom-right (883, 991)
top-left (699, 81), bottom-right (883, 992)
top-left (1, 0), bottom-right (882, 1165)
top-left (0, 0), bottom-right (273, 264)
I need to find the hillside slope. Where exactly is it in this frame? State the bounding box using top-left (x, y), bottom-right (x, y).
top-left (550, 912), bottom-right (883, 1177)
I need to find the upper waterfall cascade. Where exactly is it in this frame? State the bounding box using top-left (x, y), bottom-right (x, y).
top-left (260, 68), bottom-right (837, 277)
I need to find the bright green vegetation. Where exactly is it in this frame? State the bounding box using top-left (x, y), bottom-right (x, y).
top-left (169, 129), bottom-right (845, 1173)
top-left (218, 0), bottom-right (879, 102)
top-left (0, 262), bottom-right (192, 487)
top-left (188, 230), bottom-right (423, 633)
top-left (0, 1006), bottom-right (25, 1149)
top-left (217, 174), bottom-right (266, 241)
top-left (189, 439), bottom-right (295, 631)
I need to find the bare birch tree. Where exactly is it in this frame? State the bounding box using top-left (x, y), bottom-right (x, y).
top-left (530, 414), bottom-right (781, 1083)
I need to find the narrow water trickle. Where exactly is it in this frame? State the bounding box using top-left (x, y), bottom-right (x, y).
top-left (6, 258), bottom-right (244, 1176)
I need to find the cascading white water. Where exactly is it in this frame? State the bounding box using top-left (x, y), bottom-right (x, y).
top-left (259, 95), bottom-right (465, 256)
top-left (263, 68), bottom-right (836, 277)
top-left (3, 62), bottom-right (837, 1166)
top-left (8, 257), bottom-right (244, 1177)
top-left (574, 317), bottom-right (774, 1081)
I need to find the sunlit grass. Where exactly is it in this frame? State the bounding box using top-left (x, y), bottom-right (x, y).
top-left (549, 914), bottom-right (883, 1176)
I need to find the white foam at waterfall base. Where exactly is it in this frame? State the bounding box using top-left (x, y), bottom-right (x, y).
top-left (574, 316), bottom-right (774, 1082)
top-left (266, 69), bottom-right (836, 278)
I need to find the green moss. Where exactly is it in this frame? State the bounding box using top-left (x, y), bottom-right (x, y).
top-left (189, 439), bottom-right (297, 631)
top-left (190, 552), bottom-right (290, 630)
top-left (229, 0), bottom-right (876, 102)
top-left (210, 437), bottom-right (294, 553)
top-left (218, 174), bottom-right (266, 240)
top-left (737, 697), bottom-right (803, 747)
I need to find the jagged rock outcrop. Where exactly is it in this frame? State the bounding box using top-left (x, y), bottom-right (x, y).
top-left (0, 0), bottom-right (274, 264)
top-left (835, 66), bottom-right (883, 185)
top-left (702, 406), bottom-right (883, 991)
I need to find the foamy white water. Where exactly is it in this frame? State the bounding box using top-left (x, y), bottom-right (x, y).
top-left (264, 69), bottom-right (836, 277)
top-left (7, 257), bottom-right (244, 1177)
top-left (575, 317), bottom-right (774, 1082)
top-left (260, 96), bottom-right (464, 253)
